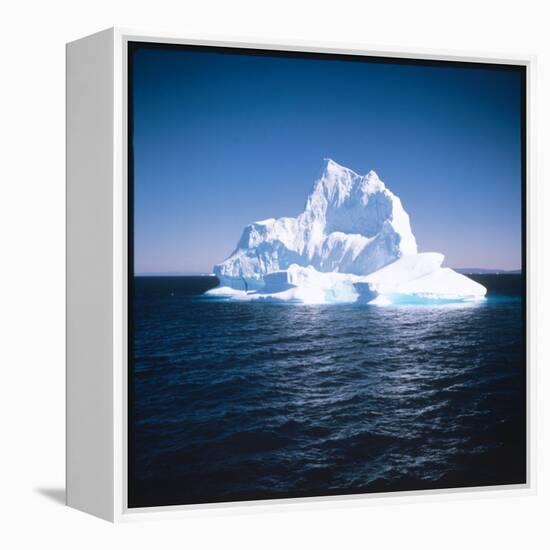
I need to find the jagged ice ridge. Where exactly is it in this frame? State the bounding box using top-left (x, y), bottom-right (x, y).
top-left (208, 159), bottom-right (486, 305)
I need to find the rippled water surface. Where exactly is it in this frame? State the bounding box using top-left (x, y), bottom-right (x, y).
top-left (130, 275), bottom-right (526, 507)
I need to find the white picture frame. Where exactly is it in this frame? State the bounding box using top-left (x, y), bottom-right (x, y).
top-left (66, 27), bottom-right (536, 522)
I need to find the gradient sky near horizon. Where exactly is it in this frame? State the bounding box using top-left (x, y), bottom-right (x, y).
top-left (131, 45), bottom-right (524, 274)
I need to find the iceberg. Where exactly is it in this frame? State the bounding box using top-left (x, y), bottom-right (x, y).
top-left (208, 159), bottom-right (486, 305)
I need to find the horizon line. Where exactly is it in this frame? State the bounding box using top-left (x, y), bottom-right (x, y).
top-left (134, 267), bottom-right (523, 277)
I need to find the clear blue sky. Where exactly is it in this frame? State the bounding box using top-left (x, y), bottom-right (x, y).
top-left (131, 45), bottom-right (523, 274)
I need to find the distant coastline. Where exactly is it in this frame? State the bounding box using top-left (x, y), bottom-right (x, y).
top-left (453, 268), bottom-right (522, 275)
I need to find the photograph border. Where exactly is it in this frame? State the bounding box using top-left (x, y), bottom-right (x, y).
top-left (116, 28), bottom-right (535, 521)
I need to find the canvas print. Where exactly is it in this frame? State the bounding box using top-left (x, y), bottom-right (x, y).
top-left (128, 43), bottom-right (526, 508)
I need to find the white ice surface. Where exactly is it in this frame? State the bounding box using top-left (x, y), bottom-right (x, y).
top-left (206, 254), bottom-right (487, 305)
top-left (207, 160), bottom-right (487, 305)
top-left (213, 159), bottom-right (417, 290)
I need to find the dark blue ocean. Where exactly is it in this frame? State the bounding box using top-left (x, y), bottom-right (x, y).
top-left (130, 274), bottom-right (526, 507)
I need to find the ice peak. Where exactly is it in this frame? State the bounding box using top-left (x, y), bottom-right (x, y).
top-left (362, 169), bottom-right (385, 193)
top-left (366, 169), bottom-right (379, 180)
top-left (315, 161), bottom-right (388, 211)
top-left (319, 160), bottom-right (384, 193)
top-left (316, 159), bottom-right (361, 205)
top-left (321, 158), bottom-right (358, 178)
top-left (213, 159), bottom-right (418, 289)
